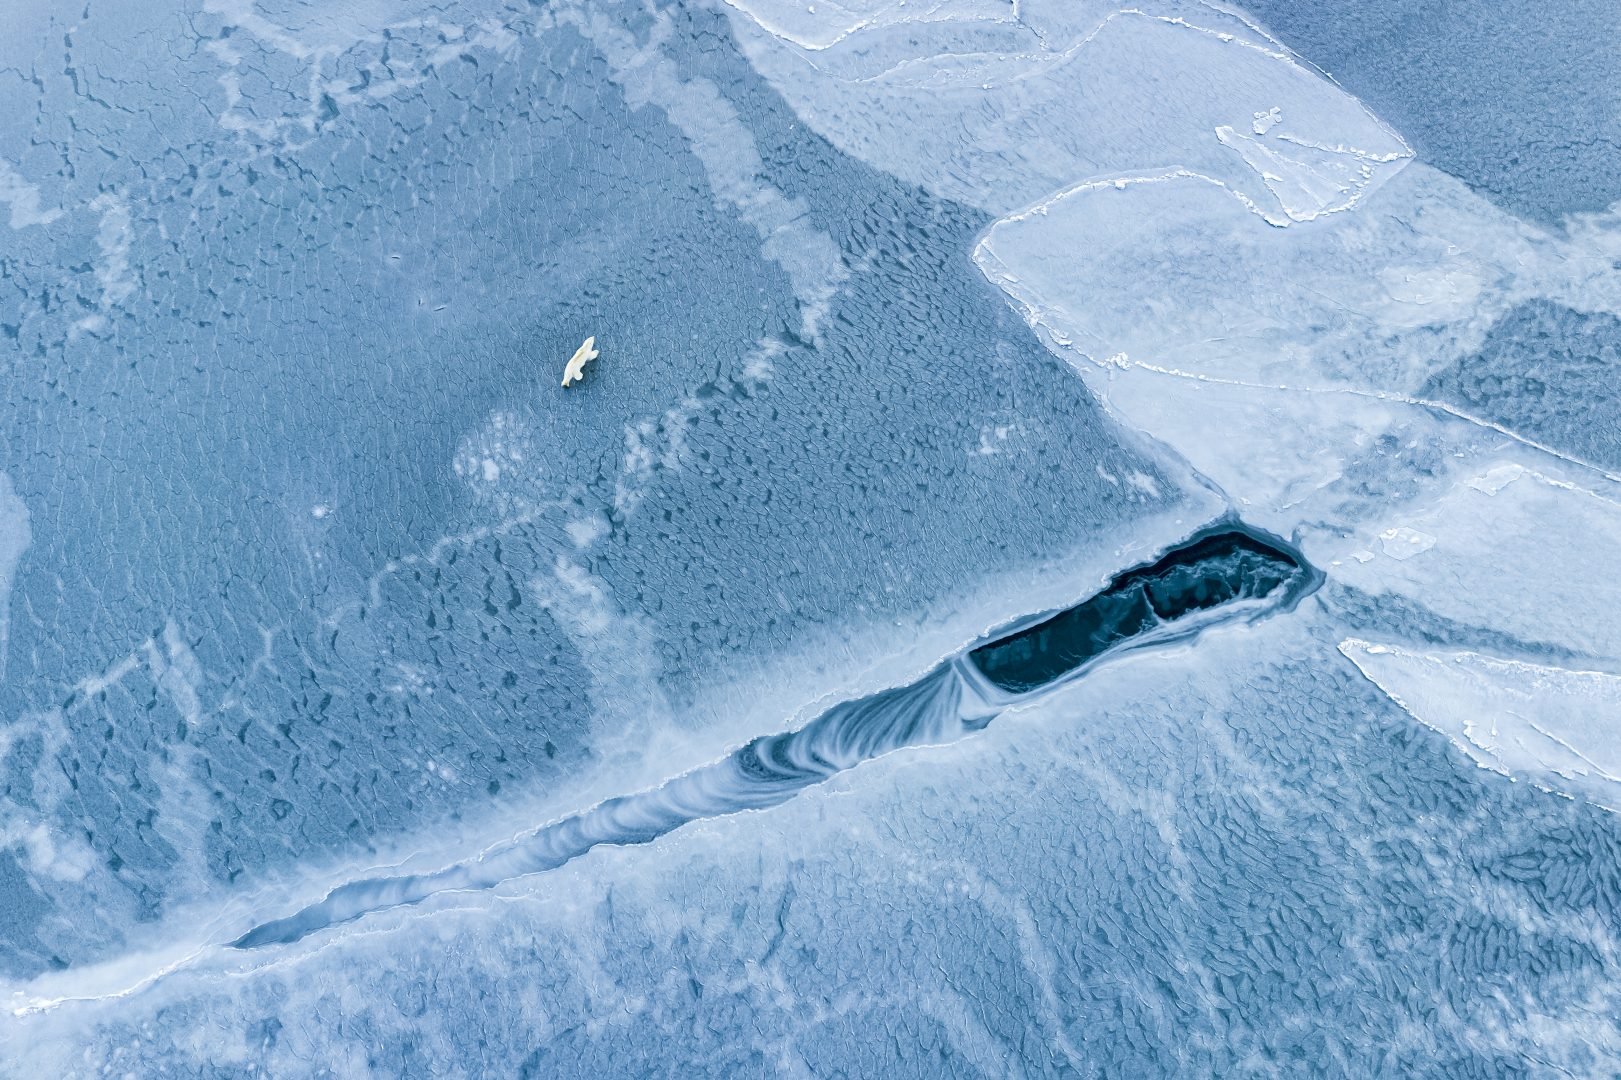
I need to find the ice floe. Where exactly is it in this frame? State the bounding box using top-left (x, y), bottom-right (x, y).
top-left (1343, 639), bottom-right (1621, 811)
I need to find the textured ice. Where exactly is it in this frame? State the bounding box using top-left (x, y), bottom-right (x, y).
top-left (722, 0), bottom-right (1411, 220)
top-left (223, 526), bottom-right (1311, 952)
top-left (4, 0), bottom-right (1621, 1075)
top-left (1342, 640), bottom-right (1621, 811)
top-left (1422, 300), bottom-right (1621, 471)
top-left (1236, 0), bottom-right (1621, 229)
top-left (0, 0), bottom-right (1202, 981)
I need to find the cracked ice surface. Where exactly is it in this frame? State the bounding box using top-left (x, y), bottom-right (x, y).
top-left (722, 0), bottom-right (1411, 222)
top-left (5, 0), bottom-right (1621, 1074)
top-left (1341, 640), bottom-right (1621, 812)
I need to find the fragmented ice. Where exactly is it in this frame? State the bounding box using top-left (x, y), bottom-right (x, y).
top-left (3, 0), bottom-right (1621, 1075)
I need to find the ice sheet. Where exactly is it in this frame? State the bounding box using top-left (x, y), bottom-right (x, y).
top-left (5, 0), bottom-right (1621, 1072)
top-left (1327, 459), bottom-right (1621, 663)
top-left (0, 0), bottom-right (1210, 988)
top-left (723, 0), bottom-right (1411, 219)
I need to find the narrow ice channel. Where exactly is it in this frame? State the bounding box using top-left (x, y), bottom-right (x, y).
top-left (234, 523), bottom-right (1318, 950)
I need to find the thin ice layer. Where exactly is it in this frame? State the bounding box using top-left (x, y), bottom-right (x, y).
top-left (723, 0), bottom-right (1410, 220)
top-left (1342, 639), bottom-right (1621, 811)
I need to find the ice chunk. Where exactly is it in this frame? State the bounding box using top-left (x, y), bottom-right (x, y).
top-left (1377, 526), bottom-right (1436, 561)
top-left (1342, 639), bottom-right (1621, 810)
top-left (1333, 457), bottom-right (1621, 663)
top-left (719, 0), bottom-right (1006, 52)
top-left (974, 166), bottom-right (1509, 394)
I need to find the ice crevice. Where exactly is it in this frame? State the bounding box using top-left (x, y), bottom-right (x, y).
top-left (8, 524), bottom-right (1316, 1015)
top-left (227, 523), bottom-right (1318, 952)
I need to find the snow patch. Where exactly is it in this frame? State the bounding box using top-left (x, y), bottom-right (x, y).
top-left (0, 475), bottom-right (30, 681)
top-left (0, 160), bottom-right (61, 229)
top-left (88, 193), bottom-right (137, 308)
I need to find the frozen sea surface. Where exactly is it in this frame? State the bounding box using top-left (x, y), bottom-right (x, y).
top-left (1237, 0), bottom-right (1621, 229)
top-left (3, 0), bottom-right (1621, 1076)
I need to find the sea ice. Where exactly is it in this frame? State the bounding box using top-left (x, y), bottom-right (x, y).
top-left (3, 0), bottom-right (1621, 1074)
top-left (1342, 639), bottom-right (1621, 811)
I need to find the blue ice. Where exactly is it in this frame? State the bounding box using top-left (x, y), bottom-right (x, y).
top-left (3, 0), bottom-right (1621, 1076)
